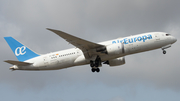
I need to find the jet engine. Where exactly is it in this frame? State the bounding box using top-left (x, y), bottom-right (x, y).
top-left (106, 43), bottom-right (125, 55)
top-left (104, 57), bottom-right (125, 66)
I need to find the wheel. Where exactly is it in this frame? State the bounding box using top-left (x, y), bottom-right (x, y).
top-left (91, 68), bottom-right (95, 72)
top-left (90, 61), bottom-right (94, 67)
top-left (96, 68), bottom-right (100, 72)
top-left (163, 50), bottom-right (166, 54)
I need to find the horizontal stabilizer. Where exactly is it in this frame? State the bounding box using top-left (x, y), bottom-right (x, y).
top-left (4, 60), bottom-right (32, 66)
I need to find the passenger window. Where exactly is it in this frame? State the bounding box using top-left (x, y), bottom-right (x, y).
top-left (166, 34), bottom-right (170, 36)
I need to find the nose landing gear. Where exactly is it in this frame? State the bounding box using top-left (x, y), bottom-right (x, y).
top-left (162, 44), bottom-right (172, 54)
top-left (163, 50), bottom-right (166, 54)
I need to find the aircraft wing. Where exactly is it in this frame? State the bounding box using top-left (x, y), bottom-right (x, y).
top-left (47, 28), bottom-right (106, 58)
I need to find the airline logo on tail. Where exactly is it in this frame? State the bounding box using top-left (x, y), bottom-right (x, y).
top-left (15, 46), bottom-right (26, 56)
top-left (4, 37), bottom-right (40, 61)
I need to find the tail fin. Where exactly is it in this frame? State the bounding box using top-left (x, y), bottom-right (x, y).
top-left (4, 37), bottom-right (40, 61)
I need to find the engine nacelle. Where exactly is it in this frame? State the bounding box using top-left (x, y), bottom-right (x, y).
top-left (104, 57), bottom-right (125, 66)
top-left (106, 43), bottom-right (125, 55)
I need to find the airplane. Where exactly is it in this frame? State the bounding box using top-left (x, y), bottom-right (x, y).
top-left (4, 28), bottom-right (177, 72)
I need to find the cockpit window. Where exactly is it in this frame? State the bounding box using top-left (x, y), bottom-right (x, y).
top-left (166, 34), bottom-right (170, 36)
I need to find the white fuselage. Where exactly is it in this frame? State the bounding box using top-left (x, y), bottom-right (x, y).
top-left (14, 32), bottom-right (177, 70)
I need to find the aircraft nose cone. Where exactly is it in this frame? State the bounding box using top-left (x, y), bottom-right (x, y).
top-left (172, 36), bottom-right (177, 43)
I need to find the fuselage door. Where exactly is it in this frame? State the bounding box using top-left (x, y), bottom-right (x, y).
top-left (43, 56), bottom-right (49, 67)
top-left (155, 33), bottom-right (161, 41)
top-left (77, 49), bottom-right (81, 56)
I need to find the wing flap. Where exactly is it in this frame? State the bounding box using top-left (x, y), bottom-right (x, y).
top-left (4, 60), bottom-right (32, 66)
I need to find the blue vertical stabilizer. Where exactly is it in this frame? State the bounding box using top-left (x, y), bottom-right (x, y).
top-left (4, 37), bottom-right (40, 61)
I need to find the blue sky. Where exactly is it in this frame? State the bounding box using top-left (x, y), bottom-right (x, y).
top-left (0, 0), bottom-right (180, 101)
